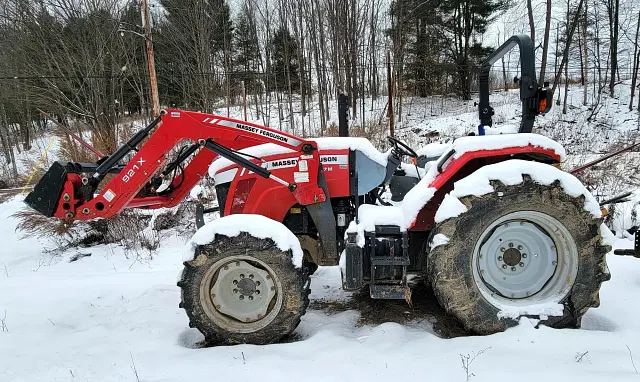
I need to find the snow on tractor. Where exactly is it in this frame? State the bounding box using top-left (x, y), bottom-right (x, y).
top-left (25, 35), bottom-right (612, 345)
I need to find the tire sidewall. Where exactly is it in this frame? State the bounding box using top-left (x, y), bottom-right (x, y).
top-left (428, 179), bottom-right (606, 334)
top-left (181, 233), bottom-right (308, 345)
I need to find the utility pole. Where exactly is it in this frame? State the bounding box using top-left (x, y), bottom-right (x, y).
top-left (141, 0), bottom-right (159, 117)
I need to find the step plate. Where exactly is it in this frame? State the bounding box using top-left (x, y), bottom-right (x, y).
top-left (370, 284), bottom-right (408, 300)
top-left (370, 256), bottom-right (411, 266)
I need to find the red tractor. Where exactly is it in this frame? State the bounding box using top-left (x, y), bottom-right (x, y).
top-left (25, 35), bottom-right (610, 345)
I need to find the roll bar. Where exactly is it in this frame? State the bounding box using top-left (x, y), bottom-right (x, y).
top-left (478, 34), bottom-right (550, 134)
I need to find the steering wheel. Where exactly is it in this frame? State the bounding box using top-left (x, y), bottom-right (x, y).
top-left (387, 136), bottom-right (418, 158)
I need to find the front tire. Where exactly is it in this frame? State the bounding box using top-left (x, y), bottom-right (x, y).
top-left (427, 176), bottom-right (610, 334)
top-left (179, 233), bottom-right (310, 345)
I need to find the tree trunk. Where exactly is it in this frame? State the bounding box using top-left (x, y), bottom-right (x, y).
top-left (582, 1), bottom-right (589, 106)
top-left (551, 0), bottom-right (584, 97)
top-left (540, 0), bottom-right (552, 83)
top-left (629, 10), bottom-right (640, 111)
top-left (608, 0), bottom-right (620, 96)
top-left (527, 0), bottom-right (536, 45)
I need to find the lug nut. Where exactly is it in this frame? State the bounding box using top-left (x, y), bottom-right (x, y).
top-left (256, 281), bottom-right (261, 286)
top-left (502, 264), bottom-right (507, 269)
top-left (498, 256), bottom-right (503, 261)
top-left (500, 247), bottom-right (505, 252)
top-left (239, 295), bottom-right (244, 300)
top-left (248, 296), bottom-right (254, 300)
top-left (233, 280), bottom-right (238, 285)
top-left (517, 245), bottom-right (523, 250)
top-left (240, 274), bottom-right (245, 279)
top-left (522, 254), bottom-right (527, 258)
top-left (249, 274), bottom-right (254, 279)
top-left (233, 289), bottom-right (238, 294)
top-left (511, 266), bottom-right (516, 271)
top-left (82, 208), bottom-right (90, 214)
top-left (255, 290), bottom-right (260, 295)
top-left (519, 262), bottom-right (524, 267)
top-left (509, 243), bottom-right (514, 248)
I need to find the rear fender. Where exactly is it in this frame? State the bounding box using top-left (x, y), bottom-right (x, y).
top-left (409, 146), bottom-right (560, 231)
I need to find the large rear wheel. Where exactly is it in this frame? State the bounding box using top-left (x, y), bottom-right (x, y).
top-left (179, 233), bottom-right (310, 345)
top-left (427, 176), bottom-right (610, 334)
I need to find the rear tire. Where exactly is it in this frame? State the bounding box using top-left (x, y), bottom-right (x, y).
top-left (427, 176), bottom-right (610, 334)
top-left (179, 233), bottom-right (310, 345)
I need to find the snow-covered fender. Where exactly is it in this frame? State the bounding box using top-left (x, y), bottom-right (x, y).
top-left (403, 134), bottom-right (566, 231)
top-left (185, 214), bottom-right (304, 268)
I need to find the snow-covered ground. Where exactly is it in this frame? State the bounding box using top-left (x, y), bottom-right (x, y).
top-left (1, 82), bottom-right (640, 380)
top-left (1, 196), bottom-right (640, 381)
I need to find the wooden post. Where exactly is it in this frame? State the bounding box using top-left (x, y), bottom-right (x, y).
top-left (338, 91), bottom-right (349, 137)
top-left (386, 50), bottom-right (394, 137)
top-left (242, 81), bottom-right (247, 121)
top-left (141, 0), bottom-right (159, 117)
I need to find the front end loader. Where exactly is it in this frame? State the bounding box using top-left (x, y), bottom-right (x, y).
top-left (25, 35), bottom-right (613, 345)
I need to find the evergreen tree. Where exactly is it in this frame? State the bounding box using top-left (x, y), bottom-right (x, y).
top-left (233, 12), bottom-right (263, 95)
top-left (269, 27), bottom-right (304, 94)
top-left (157, 0), bottom-right (233, 111)
top-left (439, 0), bottom-right (510, 99)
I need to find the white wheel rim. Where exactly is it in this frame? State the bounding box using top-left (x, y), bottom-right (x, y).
top-left (472, 211), bottom-right (579, 307)
top-left (200, 255), bottom-right (283, 333)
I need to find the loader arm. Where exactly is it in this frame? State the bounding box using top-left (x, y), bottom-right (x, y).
top-left (25, 109), bottom-right (326, 221)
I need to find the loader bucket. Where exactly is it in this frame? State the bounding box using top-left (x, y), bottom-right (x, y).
top-left (24, 161), bottom-right (68, 217)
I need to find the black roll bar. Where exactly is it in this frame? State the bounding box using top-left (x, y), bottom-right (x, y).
top-left (478, 34), bottom-right (540, 134)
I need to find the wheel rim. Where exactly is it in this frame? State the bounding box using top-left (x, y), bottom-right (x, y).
top-left (200, 255), bottom-right (283, 333)
top-left (472, 211), bottom-right (579, 307)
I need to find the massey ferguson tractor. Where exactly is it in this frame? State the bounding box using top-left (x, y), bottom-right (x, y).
top-left (25, 35), bottom-right (613, 345)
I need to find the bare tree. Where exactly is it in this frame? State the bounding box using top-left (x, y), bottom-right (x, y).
top-left (551, 0), bottom-right (585, 98)
top-left (527, 0), bottom-right (535, 45)
top-left (605, 0), bottom-right (620, 96)
top-left (582, 0), bottom-right (589, 106)
top-left (539, 0), bottom-right (552, 83)
top-left (630, 10), bottom-right (640, 110)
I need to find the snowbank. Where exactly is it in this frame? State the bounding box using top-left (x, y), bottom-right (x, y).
top-left (185, 214), bottom-right (303, 268)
